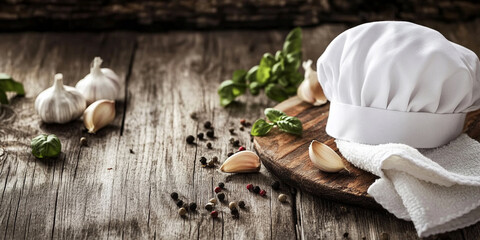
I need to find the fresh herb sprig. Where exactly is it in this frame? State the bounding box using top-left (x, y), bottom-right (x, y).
top-left (218, 28), bottom-right (303, 107)
top-left (251, 108), bottom-right (302, 136)
top-left (0, 73), bottom-right (24, 104)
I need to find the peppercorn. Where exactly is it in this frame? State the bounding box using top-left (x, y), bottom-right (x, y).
top-left (217, 193), bottom-right (225, 201)
top-left (205, 203), bottom-right (214, 211)
top-left (212, 156), bottom-right (218, 163)
top-left (207, 160), bottom-right (215, 167)
top-left (239, 126), bottom-right (244, 131)
top-left (227, 152), bottom-right (234, 157)
top-left (214, 187), bottom-right (222, 193)
top-left (209, 198), bottom-right (217, 204)
top-left (176, 200), bottom-right (184, 208)
top-left (170, 192), bottom-right (179, 200)
top-left (210, 210), bottom-right (218, 218)
top-left (233, 140), bottom-right (240, 147)
top-left (278, 194), bottom-right (288, 203)
top-left (80, 137), bottom-right (88, 147)
top-left (229, 138), bottom-right (235, 143)
top-left (228, 202), bottom-right (237, 210)
top-left (204, 121), bottom-right (212, 129)
top-left (199, 157), bottom-right (207, 165)
top-left (206, 142), bottom-right (212, 149)
top-left (189, 202), bottom-right (197, 211)
top-left (190, 112), bottom-right (197, 119)
top-left (259, 189), bottom-right (266, 196)
top-left (240, 119), bottom-right (246, 126)
top-left (238, 146), bottom-right (246, 151)
top-left (253, 186), bottom-right (260, 194)
top-left (183, 203), bottom-right (190, 210)
top-left (229, 128), bottom-right (235, 134)
top-left (218, 182), bottom-right (224, 188)
top-left (238, 201), bottom-right (246, 208)
top-left (271, 181), bottom-right (280, 190)
top-left (343, 232), bottom-right (349, 238)
top-left (178, 207), bottom-right (187, 217)
top-left (197, 132), bottom-right (204, 140)
top-left (186, 135), bottom-right (195, 144)
top-left (206, 130), bottom-right (214, 138)
top-left (246, 184), bottom-right (253, 191)
top-left (231, 208), bottom-right (239, 217)
top-left (129, 149), bottom-right (135, 154)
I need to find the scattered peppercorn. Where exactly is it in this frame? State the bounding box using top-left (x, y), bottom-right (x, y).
top-left (129, 149), bottom-right (135, 154)
top-left (183, 203), bottom-right (190, 210)
top-left (238, 201), bottom-right (246, 208)
top-left (197, 132), bottom-right (204, 140)
top-left (204, 121), bottom-right (212, 129)
top-left (190, 112), bottom-right (197, 119)
top-left (178, 207), bottom-right (187, 217)
top-left (343, 232), bottom-right (349, 238)
top-left (240, 119), bottom-right (246, 126)
top-left (272, 181), bottom-right (280, 190)
top-left (189, 202), bottom-right (197, 211)
top-left (171, 192), bottom-right (179, 200)
top-left (278, 194), bottom-right (288, 203)
top-left (228, 202), bottom-right (237, 210)
top-left (253, 186), bottom-right (260, 194)
top-left (229, 138), bottom-right (235, 143)
top-left (209, 198), bottom-right (217, 204)
top-left (176, 200), bottom-right (184, 208)
top-left (259, 189), bottom-right (266, 196)
top-left (239, 126), bottom-right (244, 131)
top-left (186, 135), bottom-right (195, 144)
top-left (207, 160), bottom-right (215, 167)
top-left (80, 137), bottom-right (88, 146)
top-left (231, 208), bottom-right (239, 217)
top-left (218, 182), bottom-right (224, 188)
top-left (227, 152), bottom-right (234, 157)
top-left (199, 157), bottom-right (207, 165)
top-left (238, 146), bottom-right (246, 151)
top-left (212, 156), bottom-right (218, 163)
top-left (246, 184), bottom-right (253, 191)
top-left (214, 187), bottom-right (222, 193)
top-left (210, 210), bottom-right (219, 218)
top-left (233, 140), bottom-right (240, 147)
top-left (229, 128), bottom-right (235, 134)
top-left (250, 137), bottom-right (254, 142)
top-left (217, 193), bottom-right (225, 201)
top-left (206, 130), bottom-right (214, 138)
top-left (205, 203), bottom-right (214, 211)
top-left (206, 142), bottom-right (212, 149)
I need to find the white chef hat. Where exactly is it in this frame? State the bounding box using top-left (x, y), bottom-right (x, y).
top-left (317, 21), bottom-right (480, 148)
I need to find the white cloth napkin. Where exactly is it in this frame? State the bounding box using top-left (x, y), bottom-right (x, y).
top-left (336, 134), bottom-right (480, 237)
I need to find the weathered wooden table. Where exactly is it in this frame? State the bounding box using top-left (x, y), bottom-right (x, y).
top-left (2, 21), bottom-right (480, 239)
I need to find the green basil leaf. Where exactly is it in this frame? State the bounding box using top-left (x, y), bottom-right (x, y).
top-left (288, 71), bottom-right (304, 87)
top-left (0, 74), bottom-right (25, 104)
top-left (249, 81), bottom-right (261, 96)
top-left (275, 50), bottom-right (284, 62)
top-left (285, 27), bottom-right (302, 42)
top-left (265, 83), bottom-right (289, 102)
top-left (278, 77), bottom-right (289, 87)
top-left (250, 119), bottom-right (274, 136)
top-left (284, 86), bottom-right (298, 96)
top-left (218, 80), bottom-right (246, 107)
top-left (232, 70), bottom-right (247, 83)
top-left (283, 27), bottom-right (302, 54)
top-left (31, 134), bottom-right (62, 159)
top-left (246, 66), bottom-right (259, 83)
top-left (0, 90), bottom-right (7, 104)
top-left (260, 53), bottom-right (276, 68)
top-left (256, 66), bottom-right (271, 86)
top-left (264, 108), bottom-right (287, 123)
top-left (272, 62), bottom-right (283, 76)
top-left (276, 115), bottom-right (303, 135)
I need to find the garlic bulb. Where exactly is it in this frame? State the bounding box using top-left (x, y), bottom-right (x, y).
top-left (35, 73), bottom-right (86, 123)
top-left (76, 57), bottom-right (120, 105)
top-left (220, 150), bottom-right (261, 173)
top-left (297, 60), bottom-right (327, 106)
top-left (308, 140), bottom-right (347, 173)
top-left (83, 100), bottom-right (115, 133)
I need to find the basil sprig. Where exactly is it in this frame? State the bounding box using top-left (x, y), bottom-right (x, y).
top-left (31, 134), bottom-right (62, 159)
top-left (218, 28), bottom-right (303, 106)
top-left (251, 108), bottom-right (302, 136)
top-left (0, 73), bottom-right (24, 104)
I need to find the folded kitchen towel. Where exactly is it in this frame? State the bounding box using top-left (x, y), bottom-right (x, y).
top-left (336, 134), bottom-right (480, 237)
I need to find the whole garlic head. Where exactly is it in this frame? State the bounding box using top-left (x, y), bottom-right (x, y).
top-left (35, 73), bottom-right (86, 124)
top-left (76, 57), bottom-right (120, 105)
top-left (297, 60), bottom-right (327, 106)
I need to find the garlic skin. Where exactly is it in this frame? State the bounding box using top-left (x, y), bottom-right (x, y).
top-left (297, 60), bottom-right (327, 106)
top-left (220, 150), bottom-right (261, 173)
top-left (76, 57), bottom-right (120, 105)
top-left (83, 100), bottom-right (115, 133)
top-left (35, 73), bottom-right (86, 124)
top-left (308, 140), bottom-right (346, 173)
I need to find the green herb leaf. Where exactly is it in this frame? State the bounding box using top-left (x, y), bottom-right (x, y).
top-left (31, 134), bottom-right (62, 159)
top-left (251, 119), bottom-right (274, 136)
top-left (278, 77), bottom-right (289, 87)
top-left (0, 74), bottom-right (25, 104)
top-left (218, 80), bottom-right (247, 107)
top-left (256, 66), bottom-right (271, 86)
top-left (249, 81), bottom-right (261, 96)
top-left (264, 108), bottom-right (287, 123)
top-left (265, 83), bottom-right (289, 102)
top-left (232, 70), bottom-right (247, 83)
top-left (261, 53), bottom-right (276, 68)
top-left (246, 66), bottom-right (259, 83)
top-left (283, 27), bottom-right (302, 54)
top-left (276, 116), bottom-right (303, 135)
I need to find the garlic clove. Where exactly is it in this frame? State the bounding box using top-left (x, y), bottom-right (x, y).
top-left (83, 100), bottom-right (115, 134)
top-left (308, 140), bottom-right (346, 173)
top-left (297, 60), bottom-right (327, 106)
top-left (76, 57), bottom-right (121, 105)
top-left (35, 73), bottom-right (86, 124)
top-left (220, 150), bottom-right (261, 173)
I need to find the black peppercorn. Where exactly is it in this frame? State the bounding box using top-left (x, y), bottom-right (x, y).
top-left (229, 138), bottom-right (235, 143)
top-left (207, 142), bottom-right (212, 149)
top-left (176, 200), bottom-right (184, 208)
top-left (206, 130), bottom-right (214, 138)
top-left (205, 203), bottom-right (214, 211)
top-left (253, 186), bottom-right (260, 194)
top-left (186, 135), bottom-right (195, 144)
top-left (204, 121), bottom-right (212, 129)
top-left (199, 157), bottom-right (207, 165)
top-left (190, 112), bottom-right (197, 119)
top-left (218, 182), bottom-right (225, 188)
top-left (238, 201), bottom-right (245, 208)
top-left (271, 181), bottom-right (280, 190)
top-left (183, 203), bottom-right (190, 210)
top-left (229, 128), bottom-right (235, 134)
top-left (227, 152), bottom-right (234, 157)
top-left (233, 140), bottom-right (240, 147)
top-left (231, 208), bottom-right (239, 216)
top-left (217, 193), bottom-right (225, 201)
top-left (212, 156), bottom-right (218, 163)
top-left (343, 232), bottom-right (349, 238)
top-left (189, 202), bottom-right (197, 211)
top-left (239, 126), bottom-right (244, 131)
top-left (197, 132), bottom-right (204, 140)
top-left (171, 192), bottom-right (179, 200)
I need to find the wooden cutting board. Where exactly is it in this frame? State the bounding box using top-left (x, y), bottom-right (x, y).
top-left (253, 97), bottom-right (480, 209)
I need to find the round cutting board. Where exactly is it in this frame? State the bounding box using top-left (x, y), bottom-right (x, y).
top-left (254, 97), bottom-right (480, 209)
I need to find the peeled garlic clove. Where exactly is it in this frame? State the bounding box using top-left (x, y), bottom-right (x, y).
top-left (35, 73), bottom-right (86, 124)
top-left (309, 140), bottom-right (346, 173)
top-left (76, 57), bottom-right (121, 105)
top-left (297, 60), bottom-right (327, 106)
top-left (220, 150), bottom-right (261, 173)
top-left (83, 100), bottom-right (115, 134)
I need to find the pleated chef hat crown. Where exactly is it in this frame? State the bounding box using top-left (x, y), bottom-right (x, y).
top-left (317, 21), bottom-right (480, 148)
